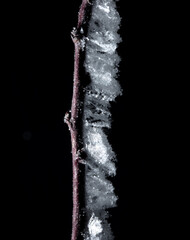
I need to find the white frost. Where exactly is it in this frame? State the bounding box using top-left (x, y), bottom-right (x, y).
top-left (83, 0), bottom-right (121, 239)
top-left (86, 130), bottom-right (108, 164)
top-left (90, 39), bottom-right (117, 54)
top-left (88, 213), bottom-right (103, 238)
top-left (84, 127), bottom-right (116, 176)
top-left (98, 5), bottom-right (110, 13)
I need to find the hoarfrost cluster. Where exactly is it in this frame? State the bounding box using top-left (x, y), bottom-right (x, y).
top-left (82, 0), bottom-right (121, 239)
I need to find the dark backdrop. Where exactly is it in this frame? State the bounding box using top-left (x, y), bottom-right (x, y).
top-left (4, 1), bottom-right (160, 239)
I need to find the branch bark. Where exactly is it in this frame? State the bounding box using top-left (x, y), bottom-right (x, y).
top-left (64, 1), bottom-right (90, 240)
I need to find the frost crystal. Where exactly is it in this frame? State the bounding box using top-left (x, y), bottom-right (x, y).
top-left (88, 213), bottom-right (103, 238)
top-left (83, 0), bottom-right (121, 239)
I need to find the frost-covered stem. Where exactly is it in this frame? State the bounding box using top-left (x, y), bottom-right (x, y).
top-left (64, 1), bottom-right (90, 240)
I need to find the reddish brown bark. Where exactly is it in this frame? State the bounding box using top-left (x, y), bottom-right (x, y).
top-left (64, 1), bottom-right (90, 239)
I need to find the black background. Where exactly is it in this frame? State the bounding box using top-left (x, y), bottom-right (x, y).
top-left (3, 1), bottom-right (164, 239)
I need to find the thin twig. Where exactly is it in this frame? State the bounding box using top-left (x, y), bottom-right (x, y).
top-left (64, 1), bottom-right (90, 239)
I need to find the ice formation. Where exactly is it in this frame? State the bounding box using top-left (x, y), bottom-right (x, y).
top-left (83, 0), bottom-right (121, 239)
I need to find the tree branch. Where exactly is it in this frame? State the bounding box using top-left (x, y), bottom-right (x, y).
top-left (64, 1), bottom-right (90, 239)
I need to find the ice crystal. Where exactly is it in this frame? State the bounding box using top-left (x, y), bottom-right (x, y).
top-left (83, 0), bottom-right (121, 239)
